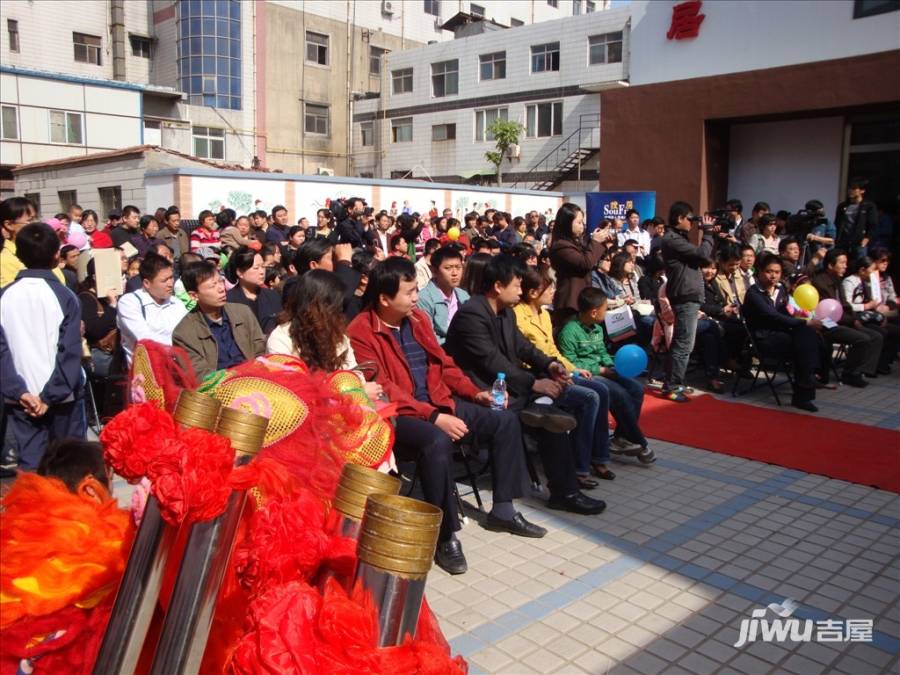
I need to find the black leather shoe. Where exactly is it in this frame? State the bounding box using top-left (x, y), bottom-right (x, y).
top-left (485, 512), bottom-right (548, 538)
top-left (877, 364), bottom-right (892, 375)
top-left (841, 374), bottom-right (869, 388)
top-left (520, 404), bottom-right (577, 433)
top-left (547, 491), bottom-right (607, 515)
top-left (792, 399), bottom-right (818, 413)
top-left (434, 539), bottom-right (467, 575)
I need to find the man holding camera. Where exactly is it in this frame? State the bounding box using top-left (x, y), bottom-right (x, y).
top-left (661, 201), bottom-right (716, 402)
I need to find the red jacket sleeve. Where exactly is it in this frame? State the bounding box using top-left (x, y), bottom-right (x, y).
top-left (348, 318), bottom-right (440, 421)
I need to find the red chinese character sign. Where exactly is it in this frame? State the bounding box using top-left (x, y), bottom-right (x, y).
top-left (667, 0), bottom-right (705, 40)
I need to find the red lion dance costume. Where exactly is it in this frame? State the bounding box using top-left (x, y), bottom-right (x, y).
top-left (0, 342), bottom-right (466, 674)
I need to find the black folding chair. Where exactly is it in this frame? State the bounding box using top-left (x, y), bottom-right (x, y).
top-left (731, 315), bottom-right (794, 406)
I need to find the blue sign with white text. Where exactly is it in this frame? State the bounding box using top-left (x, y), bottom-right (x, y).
top-left (585, 192), bottom-right (657, 232)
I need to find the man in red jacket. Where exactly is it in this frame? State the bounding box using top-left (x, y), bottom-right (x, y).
top-left (348, 258), bottom-right (546, 575)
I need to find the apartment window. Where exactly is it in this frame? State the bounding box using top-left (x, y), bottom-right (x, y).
top-left (98, 186), bottom-right (122, 216)
top-left (305, 31), bottom-right (328, 66)
top-left (49, 110), bottom-right (83, 144)
top-left (586, 1), bottom-right (596, 12)
top-left (424, 0), bottom-right (441, 16)
top-left (360, 122), bottom-right (374, 147)
top-left (192, 126), bottom-right (225, 159)
top-left (392, 118), bottom-right (413, 143)
top-left (573, 0), bottom-right (582, 15)
top-left (531, 42), bottom-right (559, 73)
top-left (547, 0), bottom-right (559, 7)
top-left (73, 32), bottom-right (101, 65)
top-left (359, 172), bottom-right (374, 178)
top-left (7, 19), bottom-right (19, 53)
top-left (304, 103), bottom-right (329, 135)
top-left (470, 3), bottom-right (485, 17)
top-left (853, 0), bottom-right (900, 18)
top-left (431, 59), bottom-right (458, 97)
top-left (479, 51), bottom-right (506, 81)
top-left (475, 107), bottom-right (508, 141)
top-left (432, 123), bottom-right (456, 141)
top-left (589, 31), bottom-right (623, 65)
top-left (392, 68), bottom-right (413, 94)
top-left (526, 101), bottom-right (563, 137)
top-left (130, 35), bottom-right (152, 58)
top-left (510, 18), bottom-right (524, 27)
top-left (391, 169), bottom-right (412, 179)
top-left (58, 191), bottom-right (78, 212)
top-left (369, 46), bottom-right (386, 75)
top-left (1, 105), bottom-right (17, 140)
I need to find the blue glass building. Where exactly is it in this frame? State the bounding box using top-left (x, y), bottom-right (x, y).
top-left (177, 0), bottom-right (242, 110)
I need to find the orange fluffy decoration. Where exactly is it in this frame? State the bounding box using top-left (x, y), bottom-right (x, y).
top-left (0, 474), bottom-right (133, 631)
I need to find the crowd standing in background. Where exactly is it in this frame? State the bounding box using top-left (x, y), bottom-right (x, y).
top-left (1, 177), bottom-right (897, 573)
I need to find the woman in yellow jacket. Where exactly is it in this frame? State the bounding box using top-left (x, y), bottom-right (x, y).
top-left (513, 265), bottom-right (617, 485)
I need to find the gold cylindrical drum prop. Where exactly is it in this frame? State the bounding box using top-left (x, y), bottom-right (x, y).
top-left (150, 407), bottom-right (268, 675)
top-left (93, 391), bottom-right (221, 675)
top-left (332, 463), bottom-right (402, 539)
top-left (354, 494), bottom-right (442, 647)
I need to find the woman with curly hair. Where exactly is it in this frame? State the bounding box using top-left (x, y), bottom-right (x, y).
top-left (266, 270), bottom-right (382, 400)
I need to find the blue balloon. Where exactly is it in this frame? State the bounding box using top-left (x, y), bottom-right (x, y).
top-left (614, 344), bottom-right (648, 378)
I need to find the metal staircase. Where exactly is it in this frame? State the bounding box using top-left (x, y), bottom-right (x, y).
top-left (512, 113), bottom-right (600, 191)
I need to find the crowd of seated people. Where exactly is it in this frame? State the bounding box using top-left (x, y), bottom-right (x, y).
top-left (0, 180), bottom-right (896, 572)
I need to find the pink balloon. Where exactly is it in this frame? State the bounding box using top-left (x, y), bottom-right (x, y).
top-left (67, 231), bottom-right (88, 250)
top-left (815, 298), bottom-right (843, 323)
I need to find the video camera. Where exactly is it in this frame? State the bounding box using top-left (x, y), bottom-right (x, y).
top-left (786, 200), bottom-right (827, 237)
top-left (689, 209), bottom-right (733, 233)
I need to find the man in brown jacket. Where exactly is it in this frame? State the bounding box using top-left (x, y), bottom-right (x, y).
top-left (159, 207), bottom-right (190, 262)
top-left (172, 260), bottom-right (266, 378)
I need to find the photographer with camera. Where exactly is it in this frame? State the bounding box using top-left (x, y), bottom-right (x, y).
top-left (333, 196), bottom-right (368, 248)
top-left (660, 201), bottom-right (716, 402)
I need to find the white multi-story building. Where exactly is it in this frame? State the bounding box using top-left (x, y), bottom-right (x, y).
top-left (1, 0), bottom-right (598, 203)
top-left (351, 5), bottom-right (629, 193)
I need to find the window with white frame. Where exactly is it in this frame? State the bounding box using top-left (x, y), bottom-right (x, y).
top-left (192, 125), bottom-right (225, 159)
top-left (1, 105), bottom-right (18, 140)
top-left (392, 68), bottom-right (413, 94)
top-left (586, 1), bottom-right (596, 12)
top-left (369, 46), bottom-right (386, 75)
top-left (361, 122), bottom-right (374, 147)
top-left (470, 3), bottom-right (485, 17)
top-left (431, 59), bottom-right (458, 97)
top-left (49, 110), bottom-right (83, 144)
top-left (424, 0), bottom-right (441, 16)
top-left (98, 186), bottom-right (122, 216)
top-left (573, 0), bottom-right (582, 15)
top-left (8, 19), bottom-right (19, 53)
top-left (392, 117), bottom-right (413, 143)
top-left (547, 0), bottom-right (559, 7)
top-left (525, 101), bottom-right (563, 137)
top-left (305, 31), bottom-right (328, 66)
top-left (474, 107), bottom-right (508, 142)
top-left (531, 42), bottom-right (559, 73)
top-left (58, 190), bottom-right (77, 212)
top-left (479, 51), bottom-right (506, 81)
top-left (130, 34), bottom-right (152, 58)
top-left (304, 103), bottom-right (329, 135)
top-left (431, 123), bottom-right (456, 141)
top-left (73, 32), bottom-right (101, 65)
top-left (589, 31), bottom-right (623, 65)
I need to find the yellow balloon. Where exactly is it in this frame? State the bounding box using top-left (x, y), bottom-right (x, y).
top-left (793, 283), bottom-right (819, 312)
top-left (447, 226), bottom-right (461, 241)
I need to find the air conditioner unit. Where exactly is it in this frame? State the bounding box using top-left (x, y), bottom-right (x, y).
top-left (316, 167), bottom-right (335, 176)
top-left (506, 143), bottom-right (521, 160)
top-left (381, 0), bottom-right (394, 16)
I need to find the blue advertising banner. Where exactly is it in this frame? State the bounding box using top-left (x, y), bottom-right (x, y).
top-left (585, 192), bottom-right (657, 232)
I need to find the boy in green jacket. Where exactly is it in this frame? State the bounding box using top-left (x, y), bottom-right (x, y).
top-left (558, 288), bottom-right (654, 463)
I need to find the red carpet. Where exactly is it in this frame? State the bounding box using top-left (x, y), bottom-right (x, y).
top-left (636, 393), bottom-right (900, 494)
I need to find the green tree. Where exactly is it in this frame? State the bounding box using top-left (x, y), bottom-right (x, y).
top-left (484, 119), bottom-right (524, 185)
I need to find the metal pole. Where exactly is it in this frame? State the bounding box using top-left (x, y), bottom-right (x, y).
top-left (149, 407), bottom-right (268, 675)
top-left (93, 391), bottom-right (221, 675)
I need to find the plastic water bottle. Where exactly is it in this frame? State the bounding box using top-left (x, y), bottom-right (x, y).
top-left (491, 373), bottom-right (507, 410)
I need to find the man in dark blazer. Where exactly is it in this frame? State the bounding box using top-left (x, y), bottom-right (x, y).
top-left (445, 255), bottom-right (606, 516)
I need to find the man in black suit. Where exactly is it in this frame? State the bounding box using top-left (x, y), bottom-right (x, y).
top-left (741, 253), bottom-right (821, 412)
top-left (444, 255), bottom-right (606, 515)
top-left (835, 177), bottom-right (878, 257)
top-left (334, 197), bottom-right (368, 248)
